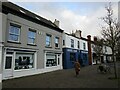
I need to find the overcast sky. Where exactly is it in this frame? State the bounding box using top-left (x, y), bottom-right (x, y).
top-left (8, 0), bottom-right (118, 39)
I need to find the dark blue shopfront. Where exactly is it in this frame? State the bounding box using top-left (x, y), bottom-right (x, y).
top-left (62, 48), bottom-right (89, 69)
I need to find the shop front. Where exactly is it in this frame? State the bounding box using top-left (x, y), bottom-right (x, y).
top-left (63, 48), bottom-right (80, 69)
top-left (44, 51), bottom-right (63, 71)
top-left (3, 47), bottom-right (37, 79)
top-left (80, 50), bottom-right (89, 66)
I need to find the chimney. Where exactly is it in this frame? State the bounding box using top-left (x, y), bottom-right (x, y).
top-left (87, 35), bottom-right (91, 41)
top-left (54, 19), bottom-right (59, 27)
top-left (93, 36), bottom-right (97, 42)
top-left (75, 30), bottom-right (82, 38)
top-left (87, 35), bottom-right (92, 65)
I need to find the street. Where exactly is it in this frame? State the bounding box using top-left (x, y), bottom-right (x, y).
top-left (2, 61), bottom-right (120, 88)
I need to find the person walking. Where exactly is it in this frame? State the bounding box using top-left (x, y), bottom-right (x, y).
top-left (74, 60), bottom-right (80, 77)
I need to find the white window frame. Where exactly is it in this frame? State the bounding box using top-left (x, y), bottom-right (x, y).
top-left (45, 52), bottom-right (61, 68)
top-left (55, 37), bottom-right (59, 48)
top-left (28, 29), bottom-right (36, 45)
top-left (77, 41), bottom-right (80, 49)
top-left (71, 39), bottom-right (74, 48)
top-left (8, 23), bottom-right (21, 42)
top-left (83, 43), bottom-right (86, 50)
top-left (46, 34), bottom-right (51, 47)
top-left (14, 52), bottom-right (35, 71)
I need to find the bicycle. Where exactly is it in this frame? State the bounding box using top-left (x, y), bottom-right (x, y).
top-left (97, 64), bottom-right (111, 73)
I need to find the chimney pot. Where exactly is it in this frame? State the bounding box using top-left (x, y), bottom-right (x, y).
top-left (54, 19), bottom-right (59, 27)
top-left (94, 36), bottom-right (97, 41)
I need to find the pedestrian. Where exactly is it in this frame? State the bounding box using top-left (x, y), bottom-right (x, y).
top-left (74, 60), bottom-right (80, 77)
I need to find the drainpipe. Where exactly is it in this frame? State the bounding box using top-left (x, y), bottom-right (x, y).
top-left (87, 35), bottom-right (92, 65)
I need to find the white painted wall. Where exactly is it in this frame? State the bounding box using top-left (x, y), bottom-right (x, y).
top-left (62, 33), bottom-right (88, 51)
top-left (103, 46), bottom-right (112, 54)
top-left (80, 39), bottom-right (88, 51)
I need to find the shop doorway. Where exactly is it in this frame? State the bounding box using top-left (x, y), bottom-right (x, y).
top-left (3, 53), bottom-right (14, 78)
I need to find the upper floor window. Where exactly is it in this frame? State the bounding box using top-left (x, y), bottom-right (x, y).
top-left (46, 34), bottom-right (51, 47)
top-left (55, 37), bottom-right (59, 48)
top-left (71, 39), bottom-right (74, 48)
top-left (8, 23), bottom-right (20, 42)
top-left (77, 41), bottom-right (80, 49)
top-left (105, 46), bottom-right (107, 52)
top-left (63, 40), bottom-right (65, 46)
top-left (28, 29), bottom-right (36, 45)
top-left (83, 43), bottom-right (86, 50)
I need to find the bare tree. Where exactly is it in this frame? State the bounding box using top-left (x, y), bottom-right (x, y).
top-left (101, 2), bottom-right (120, 78)
top-left (92, 37), bottom-right (104, 64)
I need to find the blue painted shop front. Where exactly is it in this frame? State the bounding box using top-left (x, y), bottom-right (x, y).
top-left (62, 48), bottom-right (89, 69)
top-left (79, 50), bottom-right (89, 66)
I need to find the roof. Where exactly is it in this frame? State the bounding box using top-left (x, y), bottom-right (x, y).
top-left (64, 32), bottom-right (89, 41)
top-left (2, 2), bottom-right (63, 33)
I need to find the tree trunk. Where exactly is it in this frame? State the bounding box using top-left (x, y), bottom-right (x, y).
top-left (112, 49), bottom-right (117, 78)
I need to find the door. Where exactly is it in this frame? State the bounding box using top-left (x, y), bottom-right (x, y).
top-left (3, 54), bottom-right (13, 78)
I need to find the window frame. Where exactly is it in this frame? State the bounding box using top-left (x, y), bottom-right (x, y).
top-left (28, 29), bottom-right (36, 45)
top-left (46, 34), bottom-right (52, 47)
top-left (63, 40), bottom-right (65, 46)
top-left (71, 39), bottom-right (74, 48)
top-left (77, 41), bottom-right (80, 49)
top-left (14, 52), bottom-right (35, 70)
top-left (83, 43), bottom-right (86, 50)
top-left (8, 23), bottom-right (21, 42)
top-left (55, 37), bottom-right (59, 48)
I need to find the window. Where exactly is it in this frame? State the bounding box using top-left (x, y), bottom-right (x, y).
top-left (105, 46), bottom-right (107, 52)
top-left (46, 34), bottom-right (51, 47)
top-left (63, 40), bottom-right (65, 45)
top-left (46, 53), bottom-right (60, 67)
top-left (55, 37), bottom-right (59, 48)
top-left (77, 41), bottom-right (80, 49)
top-left (58, 55), bottom-right (60, 65)
top-left (28, 30), bottom-right (36, 45)
top-left (15, 53), bottom-right (34, 70)
top-left (46, 53), bottom-right (57, 67)
top-left (71, 39), bottom-right (74, 48)
top-left (70, 52), bottom-right (75, 61)
top-left (8, 24), bottom-right (20, 42)
top-left (83, 43), bottom-right (86, 50)
top-left (5, 56), bottom-right (12, 69)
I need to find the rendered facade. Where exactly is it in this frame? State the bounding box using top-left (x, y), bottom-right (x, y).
top-left (1, 2), bottom-right (63, 80)
top-left (62, 32), bottom-right (89, 69)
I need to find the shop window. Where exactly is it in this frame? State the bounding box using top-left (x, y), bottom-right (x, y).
top-left (46, 53), bottom-right (57, 67)
top-left (15, 53), bottom-right (34, 70)
top-left (70, 52), bottom-right (75, 61)
top-left (8, 23), bottom-right (20, 42)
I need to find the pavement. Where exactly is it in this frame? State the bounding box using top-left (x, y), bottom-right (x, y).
top-left (2, 61), bottom-right (120, 88)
